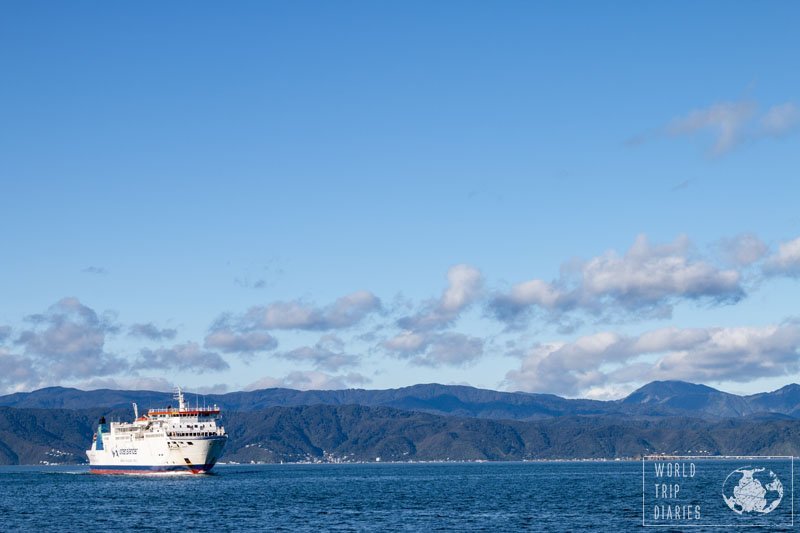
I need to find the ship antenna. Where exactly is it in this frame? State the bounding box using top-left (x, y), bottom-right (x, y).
top-left (175, 386), bottom-right (186, 411)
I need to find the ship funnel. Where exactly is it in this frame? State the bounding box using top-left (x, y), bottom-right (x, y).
top-left (133, 402), bottom-right (139, 419)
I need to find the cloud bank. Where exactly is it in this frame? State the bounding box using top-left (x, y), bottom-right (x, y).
top-left (15, 297), bottom-right (127, 382)
top-left (204, 329), bottom-right (278, 354)
top-left (274, 334), bottom-right (360, 371)
top-left (506, 322), bottom-right (800, 397)
top-left (137, 342), bottom-right (229, 372)
top-left (3, 232), bottom-right (800, 396)
top-left (384, 264), bottom-right (486, 367)
top-left (384, 331), bottom-right (484, 367)
top-left (244, 291), bottom-right (381, 331)
top-left (490, 235), bottom-right (743, 325)
top-left (398, 264), bottom-right (483, 331)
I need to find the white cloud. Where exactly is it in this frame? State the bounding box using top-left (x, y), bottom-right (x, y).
top-left (491, 235), bottom-right (743, 324)
top-left (16, 297), bottom-right (127, 381)
top-left (384, 265), bottom-right (486, 367)
top-left (383, 330), bottom-right (427, 354)
top-left (201, 290), bottom-right (380, 367)
top-left (2, 298), bottom-right (235, 392)
top-left (250, 301), bottom-right (316, 329)
top-left (244, 290), bottom-right (381, 331)
top-left (424, 333), bottom-right (484, 367)
top-left (667, 101), bottom-right (756, 155)
top-left (398, 264), bottom-right (483, 331)
top-left (582, 235), bottom-right (740, 303)
top-left (718, 233), bottom-right (768, 267)
top-left (76, 376), bottom-right (176, 392)
top-left (384, 330), bottom-right (484, 367)
top-left (764, 236), bottom-right (800, 277)
top-left (244, 370), bottom-right (370, 391)
top-left (204, 329), bottom-right (278, 354)
top-left (760, 102), bottom-right (800, 137)
top-left (195, 383), bottom-right (229, 394)
top-left (633, 99), bottom-right (799, 156)
top-left (441, 264), bottom-right (484, 313)
top-left (505, 322), bottom-right (800, 397)
top-left (0, 348), bottom-right (41, 394)
top-left (274, 334), bottom-right (360, 371)
top-left (242, 375), bottom-right (283, 390)
top-left (379, 264), bottom-right (486, 367)
top-left (582, 383), bottom-right (638, 401)
top-left (72, 376), bottom-right (228, 394)
top-left (129, 322), bottom-right (178, 341)
top-left (650, 324), bottom-right (800, 382)
top-left (506, 279), bottom-right (564, 309)
top-left (137, 342), bottom-right (229, 372)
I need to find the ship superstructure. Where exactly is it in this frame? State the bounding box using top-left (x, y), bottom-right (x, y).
top-left (86, 387), bottom-right (227, 474)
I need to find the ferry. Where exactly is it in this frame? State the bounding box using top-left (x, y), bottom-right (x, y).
top-left (86, 387), bottom-right (227, 474)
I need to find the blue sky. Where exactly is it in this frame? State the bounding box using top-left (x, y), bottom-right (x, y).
top-left (1, 2), bottom-right (799, 398)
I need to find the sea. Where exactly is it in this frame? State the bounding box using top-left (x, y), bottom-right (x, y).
top-left (0, 460), bottom-right (795, 531)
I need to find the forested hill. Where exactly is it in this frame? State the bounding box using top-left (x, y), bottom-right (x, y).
top-left (2, 403), bottom-right (800, 466)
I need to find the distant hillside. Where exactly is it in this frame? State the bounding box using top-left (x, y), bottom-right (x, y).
top-left (223, 405), bottom-right (800, 463)
top-left (0, 406), bottom-right (124, 465)
top-left (0, 384), bottom-right (612, 419)
top-left (3, 381), bottom-right (800, 421)
top-left (2, 404), bottom-right (800, 465)
top-left (0, 388), bottom-right (169, 411)
top-left (621, 381), bottom-right (754, 417)
top-left (747, 383), bottom-right (800, 416)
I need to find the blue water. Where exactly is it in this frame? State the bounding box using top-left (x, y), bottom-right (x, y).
top-left (0, 461), bottom-right (794, 531)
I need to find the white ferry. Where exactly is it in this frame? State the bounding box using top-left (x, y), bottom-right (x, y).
top-left (86, 388), bottom-right (227, 474)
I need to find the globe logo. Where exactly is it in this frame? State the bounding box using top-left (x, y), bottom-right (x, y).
top-left (722, 466), bottom-right (784, 515)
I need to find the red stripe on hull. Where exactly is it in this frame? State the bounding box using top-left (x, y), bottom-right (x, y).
top-left (89, 465), bottom-right (214, 475)
top-left (90, 469), bottom-right (211, 475)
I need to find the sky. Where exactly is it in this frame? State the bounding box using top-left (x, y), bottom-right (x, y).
top-left (1, 2), bottom-right (800, 399)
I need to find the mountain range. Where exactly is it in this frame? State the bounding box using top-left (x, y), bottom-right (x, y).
top-left (2, 380), bottom-right (800, 465)
top-left (3, 380), bottom-right (800, 420)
